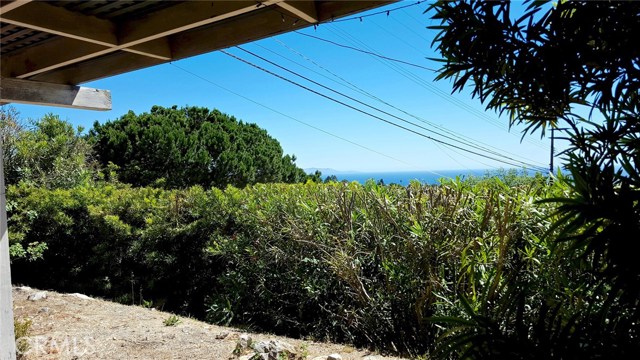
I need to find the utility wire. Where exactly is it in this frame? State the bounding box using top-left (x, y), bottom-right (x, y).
top-left (431, 140), bottom-right (482, 171)
top-left (369, 17), bottom-right (431, 58)
top-left (270, 39), bottom-right (546, 167)
top-left (323, 25), bottom-right (548, 150)
top-left (308, 26), bottom-right (514, 129)
top-left (169, 62), bottom-right (416, 169)
top-left (221, 50), bottom-right (547, 172)
top-left (389, 12), bottom-right (432, 44)
top-left (326, 1), bottom-right (428, 24)
top-left (265, 40), bottom-right (496, 170)
top-left (289, 7), bottom-right (518, 142)
top-left (327, 26), bottom-right (501, 126)
top-left (276, 0), bottom-right (539, 153)
top-left (235, 46), bottom-right (544, 170)
top-left (293, 31), bottom-right (437, 72)
top-left (401, 7), bottom-right (432, 29)
top-left (275, 2), bottom-right (546, 153)
top-left (328, 24), bottom-right (548, 150)
top-left (257, 42), bottom-right (366, 97)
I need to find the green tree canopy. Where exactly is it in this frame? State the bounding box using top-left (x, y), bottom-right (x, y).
top-left (1, 107), bottom-right (95, 188)
top-left (90, 105), bottom-right (309, 188)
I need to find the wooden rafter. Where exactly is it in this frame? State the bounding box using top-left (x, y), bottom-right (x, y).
top-left (0, 27), bottom-right (34, 43)
top-left (276, 1), bottom-right (318, 23)
top-left (1, 0), bottom-right (284, 79)
top-left (1, 2), bottom-right (170, 62)
top-left (28, 6), bottom-right (302, 85)
top-left (29, 50), bottom-right (165, 85)
top-left (1, 0), bottom-right (394, 84)
top-left (0, 0), bottom-right (30, 14)
top-left (2, 2), bottom-right (117, 46)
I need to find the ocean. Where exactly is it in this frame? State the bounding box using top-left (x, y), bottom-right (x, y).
top-left (322, 169), bottom-right (503, 185)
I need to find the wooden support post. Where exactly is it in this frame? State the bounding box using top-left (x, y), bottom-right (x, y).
top-left (0, 141), bottom-right (16, 360)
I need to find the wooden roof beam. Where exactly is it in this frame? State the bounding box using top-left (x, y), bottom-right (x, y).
top-left (28, 51), bottom-right (165, 85)
top-left (0, 1), bottom-right (170, 61)
top-left (1, 37), bottom-right (109, 78)
top-left (26, 1), bottom-right (395, 85)
top-left (276, 1), bottom-right (318, 24)
top-left (0, 27), bottom-right (34, 43)
top-left (117, 0), bottom-right (283, 46)
top-left (0, 77), bottom-right (111, 110)
top-left (0, 0), bottom-right (30, 15)
top-left (170, 1), bottom-right (396, 60)
top-left (1, 0), bottom-right (284, 80)
top-left (0, 35), bottom-right (170, 79)
top-left (2, 1), bottom-right (117, 46)
top-left (170, 7), bottom-right (300, 60)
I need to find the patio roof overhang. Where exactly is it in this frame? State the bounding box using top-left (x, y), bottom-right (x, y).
top-left (0, 0), bottom-right (394, 110)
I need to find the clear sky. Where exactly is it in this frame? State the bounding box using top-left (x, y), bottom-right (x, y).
top-left (8, 1), bottom-right (566, 173)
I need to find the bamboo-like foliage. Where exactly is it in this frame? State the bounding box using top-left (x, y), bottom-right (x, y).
top-left (428, 1), bottom-right (640, 357)
top-left (8, 173), bottom-right (561, 355)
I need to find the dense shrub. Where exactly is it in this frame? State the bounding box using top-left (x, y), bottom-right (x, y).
top-left (8, 176), bottom-right (565, 355)
top-left (8, 184), bottom-right (220, 317)
top-left (1, 108), bottom-right (96, 189)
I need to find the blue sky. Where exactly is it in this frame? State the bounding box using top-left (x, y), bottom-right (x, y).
top-left (9, 1), bottom-right (565, 173)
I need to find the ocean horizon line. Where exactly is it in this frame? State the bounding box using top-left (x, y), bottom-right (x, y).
top-left (310, 168), bottom-right (542, 185)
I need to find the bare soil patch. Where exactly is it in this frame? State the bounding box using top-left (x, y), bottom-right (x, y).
top-left (12, 287), bottom-right (407, 360)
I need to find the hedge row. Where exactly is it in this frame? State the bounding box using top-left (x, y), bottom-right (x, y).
top-left (8, 176), bottom-right (561, 355)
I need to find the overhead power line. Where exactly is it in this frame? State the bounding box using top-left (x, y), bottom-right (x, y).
top-left (326, 1), bottom-right (428, 24)
top-left (258, 41), bottom-right (494, 171)
top-left (259, 40), bottom-right (533, 171)
top-left (269, 39), bottom-right (546, 167)
top-left (369, 17), bottom-right (431, 58)
top-left (271, 0), bottom-right (546, 151)
top-left (294, 31), bottom-right (436, 72)
top-left (322, 25), bottom-right (548, 150)
top-left (169, 62), bottom-right (417, 169)
top-left (221, 49), bottom-right (547, 172)
top-left (235, 46), bottom-right (544, 170)
top-left (389, 12), bottom-right (432, 44)
top-left (273, 1), bottom-right (547, 151)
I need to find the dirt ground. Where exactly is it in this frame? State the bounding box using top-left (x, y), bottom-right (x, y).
top-left (11, 287), bottom-right (407, 360)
